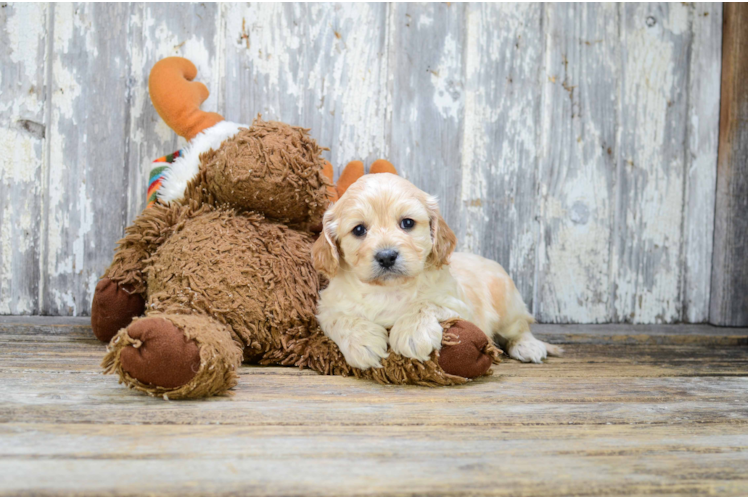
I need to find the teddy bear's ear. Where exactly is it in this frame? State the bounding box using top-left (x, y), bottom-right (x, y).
top-left (312, 210), bottom-right (340, 278)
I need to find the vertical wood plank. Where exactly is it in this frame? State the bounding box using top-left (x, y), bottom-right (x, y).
top-left (125, 3), bottom-right (221, 222)
top-left (711, 3), bottom-right (748, 326)
top-left (42, 3), bottom-right (132, 315)
top-left (387, 3), bottom-right (466, 226)
top-left (613, 3), bottom-right (692, 323)
top-left (460, 3), bottom-right (544, 309)
top-left (0, 3), bottom-right (48, 314)
top-left (535, 4), bottom-right (619, 323)
top-left (221, 3), bottom-right (389, 173)
top-left (683, 3), bottom-right (722, 323)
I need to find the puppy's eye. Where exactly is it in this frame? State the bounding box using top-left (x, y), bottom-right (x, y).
top-left (399, 218), bottom-right (415, 230)
top-left (352, 224), bottom-right (367, 237)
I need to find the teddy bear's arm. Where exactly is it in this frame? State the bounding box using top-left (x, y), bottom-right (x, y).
top-left (92, 200), bottom-right (211, 342)
top-left (271, 323), bottom-right (499, 386)
top-left (104, 202), bottom-right (195, 293)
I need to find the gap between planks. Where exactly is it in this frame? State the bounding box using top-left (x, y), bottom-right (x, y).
top-left (1, 316), bottom-right (747, 345)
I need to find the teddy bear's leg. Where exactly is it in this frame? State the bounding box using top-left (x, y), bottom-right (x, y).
top-left (102, 314), bottom-right (243, 399)
top-left (278, 320), bottom-right (500, 386)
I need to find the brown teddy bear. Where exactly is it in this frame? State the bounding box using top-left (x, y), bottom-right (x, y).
top-left (90, 57), bottom-right (500, 399)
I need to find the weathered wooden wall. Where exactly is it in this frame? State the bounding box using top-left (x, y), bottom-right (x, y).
top-left (0, 3), bottom-right (726, 323)
top-left (711, 3), bottom-right (748, 327)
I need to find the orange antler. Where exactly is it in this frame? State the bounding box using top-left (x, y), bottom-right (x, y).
top-left (335, 159), bottom-right (398, 198)
top-left (148, 57), bottom-right (224, 141)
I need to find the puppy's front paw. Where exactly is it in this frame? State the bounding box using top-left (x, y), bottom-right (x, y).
top-left (339, 323), bottom-right (389, 370)
top-left (506, 333), bottom-right (550, 364)
top-left (389, 315), bottom-right (443, 361)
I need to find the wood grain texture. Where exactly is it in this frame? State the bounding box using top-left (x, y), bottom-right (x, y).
top-left (1, 320), bottom-right (747, 495)
top-left (125, 3), bottom-right (222, 223)
top-left (0, 3), bottom-right (727, 323)
top-left (221, 3), bottom-right (390, 172)
top-left (388, 3), bottom-right (466, 226)
top-left (711, 3), bottom-right (748, 326)
top-left (614, 4), bottom-right (693, 323)
top-left (42, 3), bottom-right (132, 315)
top-left (536, 3), bottom-right (619, 322)
top-left (683, 3), bottom-right (722, 323)
top-left (0, 3), bottom-right (48, 314)
top-left (460, 3), bottom-right (544, 309)
top-left (2, 423), bottom-right (747, 496)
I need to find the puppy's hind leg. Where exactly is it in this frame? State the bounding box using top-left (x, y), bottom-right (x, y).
top-left (499, 318), bottom-right (563, 364)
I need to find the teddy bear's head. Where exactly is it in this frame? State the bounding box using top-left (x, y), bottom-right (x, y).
top-left (200, 118), bottom-right (331, 224)
top-left (147, 58), bottom-right (332, 226)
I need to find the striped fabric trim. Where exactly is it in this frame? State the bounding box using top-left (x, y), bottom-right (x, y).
top-left (146, 150), bottom-right (182, 208)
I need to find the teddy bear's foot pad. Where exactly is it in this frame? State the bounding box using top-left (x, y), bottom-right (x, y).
top-left (91, 278), bottom-right (145, 343)
top-left (103, 314), bottom-right (244, 399)
top-left (118, 317), bottom-right (201, 389)
top-left (438, 320), bottom-right (501, 379)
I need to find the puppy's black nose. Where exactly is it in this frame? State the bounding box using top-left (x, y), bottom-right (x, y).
top-left (375, 249), bottom-right (399, 269)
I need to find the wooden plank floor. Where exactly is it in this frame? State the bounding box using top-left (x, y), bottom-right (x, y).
top-left (1, 317), bottom-right (747, 496)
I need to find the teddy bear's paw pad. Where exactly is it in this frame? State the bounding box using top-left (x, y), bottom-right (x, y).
top-left (438, 320), bottom-right (499, 379)
top-left (91, 278), bottom-right (145, 343)
top-left (119, 317), bottom-right (201, 389)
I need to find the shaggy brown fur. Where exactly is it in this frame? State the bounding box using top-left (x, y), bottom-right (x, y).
top-left (103, 314), bottom-right (243, 399)
top-left (203, 122), bottom-right (330, 224)
top-left (94, 117), bottom-right (498, 399)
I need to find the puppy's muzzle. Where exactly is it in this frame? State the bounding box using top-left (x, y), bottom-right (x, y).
top-left (375, 248), bottom-right (399, 269)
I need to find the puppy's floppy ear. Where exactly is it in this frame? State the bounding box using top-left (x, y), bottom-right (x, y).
top-left (425, 195), bottom-right (456, 269)
top-left (312, 209), bottom-right (340, 277)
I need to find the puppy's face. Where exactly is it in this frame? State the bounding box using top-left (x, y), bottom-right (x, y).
top-left (312, 174), bottom-right (456, 285)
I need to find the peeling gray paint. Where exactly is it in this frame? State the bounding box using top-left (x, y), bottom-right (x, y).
top-left (0, 3), bottom-right (722, 322)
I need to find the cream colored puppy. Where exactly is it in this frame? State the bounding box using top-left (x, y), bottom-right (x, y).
top-left (312, 173), bottom-right (561, 370)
